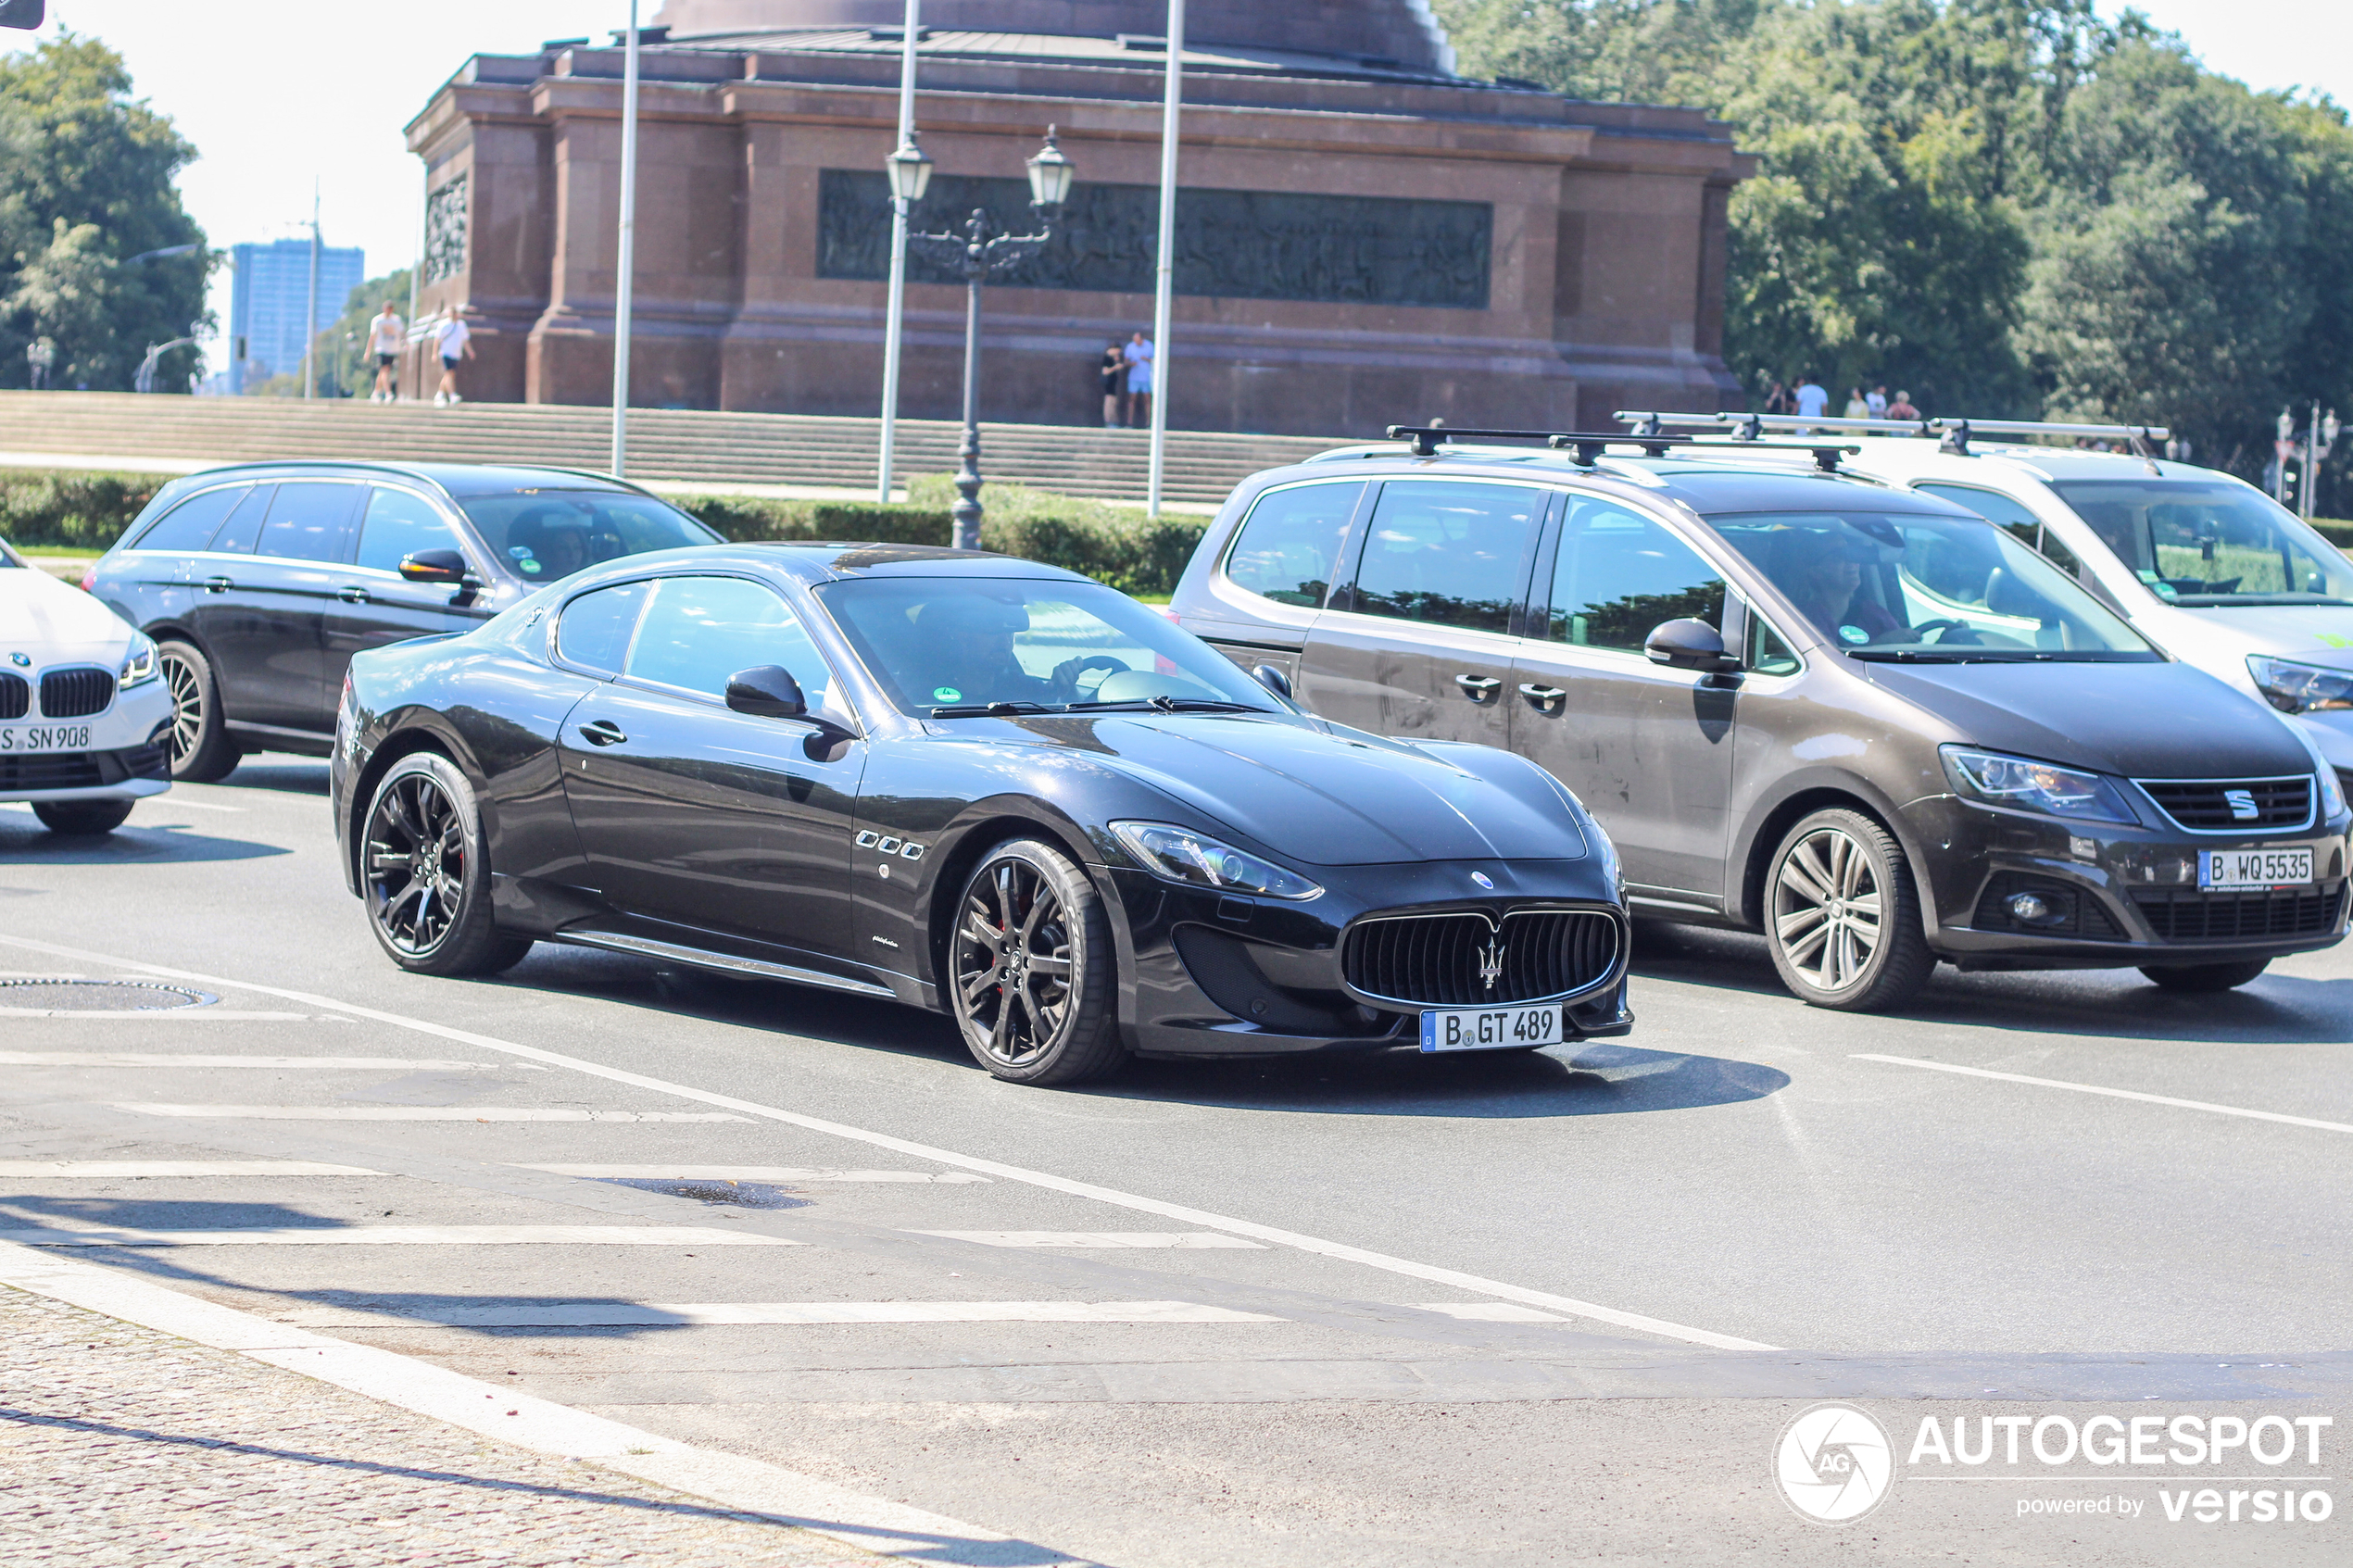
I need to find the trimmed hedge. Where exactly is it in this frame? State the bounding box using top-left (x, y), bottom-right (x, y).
top-left (1, 467), bottom-right (1212, 594)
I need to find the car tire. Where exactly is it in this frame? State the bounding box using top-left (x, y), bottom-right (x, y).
top-left (359, 751), bottom-right (533, 977)
top-left (31, 799), bottom-right (134, 835)
top-left (157, 639), bottom-right (240, 783)
top-left (948, 837), bottom-right (1126, 1085)
top-left (1763, 807), bottom-right (1936, 1011)
top-left (2139, 959), bottom-right (2270, 992)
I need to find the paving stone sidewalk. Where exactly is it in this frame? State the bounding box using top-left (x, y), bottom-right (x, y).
top-left (0, 1284), bottom-right (881, 1567)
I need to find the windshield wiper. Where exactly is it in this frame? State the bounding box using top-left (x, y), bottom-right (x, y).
top-left (1846, 649), bottom-right (1969, 662)
top-left (1065, 696), bottom-right (1270, 714)
top-left (928, 700), bottom-right (1056, 718)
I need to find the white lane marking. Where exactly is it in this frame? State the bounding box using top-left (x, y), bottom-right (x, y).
top-left (911, 1230), bottom-right (1268, 1249)
top-left (282, 1300), bottom-right (1284, 1328)
top-left (0, 1225), bottom-right (799, 1247)
top-left (528, 1164), bottom-right (990, 1184)
top-left (115, 1104), bottom-right (749, 1122)
top-left (0, 1160), bottom-right (386, 1177)
top-left (1415, 1302), bottom-right (1571, 1322)
top-left (1854, 1054), bottom-right (2353, 1136)
top-left (0, 1010), bottom-right (312, 1020)
top-left (0, 1053), bottom-right (523, 1070)
top-left (0, 932), bottom-right (1776, 1352)
top-left (0, 1243), bottom-right (1083, 1565)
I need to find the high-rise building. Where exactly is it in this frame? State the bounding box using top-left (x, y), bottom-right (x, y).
top-left (228, 238), bottom-right (364, 394)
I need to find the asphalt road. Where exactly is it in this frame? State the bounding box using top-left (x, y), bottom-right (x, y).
top-left (3, 763), bottom-right (2347, 1565)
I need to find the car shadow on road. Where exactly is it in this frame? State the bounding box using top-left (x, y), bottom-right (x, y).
top-left (0, 809), bottom-right (290, 865)
top-left (205, 759), bottom-right (331, 797)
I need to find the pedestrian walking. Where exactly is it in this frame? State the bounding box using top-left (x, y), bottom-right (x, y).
top-left (1793, 375), bottom-right (1830, 429)
top-left (1099, 341), bottom-right (1126, 427)
top-left (1867, 384), bottom-right (1889, 419)
top-left (1886, 389), bottom-right (1920, 420)
top-left (1843, 385), bottom-right (1870, 420)
top-left (367, 303), bottom-right (405, 403)
top-left (432, 306), bottom-right (473, 407)
top-left (1123, 331), bottom-right (1153, 427)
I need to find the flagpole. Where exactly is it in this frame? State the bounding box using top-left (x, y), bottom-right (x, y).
top-left (1146, 2), bottom-right (1184, 520)
top-left (610, 1), bottom-right (641, 477)
top-left (875, 0), bottom-right (921, 503)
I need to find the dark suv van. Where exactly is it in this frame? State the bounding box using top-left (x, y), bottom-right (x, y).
top-left (86, 462), bottom-right (719, 780)
top-left (1170, 437), bottom-right (2352, 1009)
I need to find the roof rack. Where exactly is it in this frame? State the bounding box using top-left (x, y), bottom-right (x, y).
top-left (1615, 410), bottom-right (2171, 458)
top-left (1383, 424), bottom-right (1859, 471)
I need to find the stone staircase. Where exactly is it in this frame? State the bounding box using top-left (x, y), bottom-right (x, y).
top-left (0, 393), bottom-right (1349, 506)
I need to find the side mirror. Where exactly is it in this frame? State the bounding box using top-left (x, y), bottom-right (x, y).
top-left (399, 548), bottom-right (470, 584)
top-left (724, 664), bottom-right (808, 720)
top-left (1251, 663), bottom-right (1293, 699)
top-left (1643, 618), bottom-right (1738, 672)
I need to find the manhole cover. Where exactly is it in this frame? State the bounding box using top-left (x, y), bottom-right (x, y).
top-left (599, 1177), bottom-right (811, 1210)
top-left (0, 978), bottom-right (215, 1011)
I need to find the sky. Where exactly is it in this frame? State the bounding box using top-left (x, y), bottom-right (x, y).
top-left (6, 0), bottom-right (2351, 375)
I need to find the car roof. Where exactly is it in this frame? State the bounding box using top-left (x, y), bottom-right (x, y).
top-left (561, 542), bottom-right (1094, 587)
top-left (178, 458), bottom-right (657, 499)
top-left (1803, 437), bottom-right (2230, 487)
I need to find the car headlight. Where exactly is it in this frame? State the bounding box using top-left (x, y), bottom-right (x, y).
top-left (1109, 822), bottom-right (1322, 900)
top-left (1941, 746), bottom-right (2139, 824)
top-left (118, 633), bottom-right (158, 688)
top-left (2247, 654), bottom-right (2353, 715)
top-left (2271, 712), bottom-right (2350, 819)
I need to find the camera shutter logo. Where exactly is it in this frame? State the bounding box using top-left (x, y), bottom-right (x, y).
top-left (1773, 1403), bottom-right (1894, 1524)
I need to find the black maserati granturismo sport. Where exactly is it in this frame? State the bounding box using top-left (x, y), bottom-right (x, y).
top-left (332, 545), bottom-right (1631, 1084)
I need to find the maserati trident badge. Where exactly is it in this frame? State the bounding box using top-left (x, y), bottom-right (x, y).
top-left (1470, 871), bottom-right (1494, 889)
top-left (1478, 940), bottom-right (1504, 994)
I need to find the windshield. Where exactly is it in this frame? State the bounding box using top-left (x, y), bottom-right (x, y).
top-left (455, 489), bottom-right (720, 583)
top-left (2047, 479), bottom-right (2353, 607)
top-left (1704, 510), bottom-right (2158, 662)
top-left (819, 577), bottom-right (1277, 715)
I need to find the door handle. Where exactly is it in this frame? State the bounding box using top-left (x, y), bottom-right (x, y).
top-left (335, 584), bottom-right (371, 604)
top-left (201, 575), bottom-right (233, 594)
top-left (577, 719), bottom-right (627, 746)
top-left (1518, 683), bottom-right (1567, 712)
top-left (1453, 673), bottom-right (1503, 700)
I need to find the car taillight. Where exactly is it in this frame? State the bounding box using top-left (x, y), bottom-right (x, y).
top-left (1160, 607), bottom-right (1182, 623)
top-left (78, 567), bottom-right (97, 593)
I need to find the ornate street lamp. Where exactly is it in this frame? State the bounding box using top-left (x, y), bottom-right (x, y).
top-left (904, 128), bottom-right (1075, 550)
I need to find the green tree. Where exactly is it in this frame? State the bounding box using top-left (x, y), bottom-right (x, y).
top-left (0, 32), bottom-right (207, 391)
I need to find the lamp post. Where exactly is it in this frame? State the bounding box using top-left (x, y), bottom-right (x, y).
top-left (2306, 405), bottom-right (2339, 522)
top-left (133, 327), bottom-right (201, 394)
top-left (25, 338), bottom-right (54, 391)
top-left (902, 129), bottom-right (1075, 551)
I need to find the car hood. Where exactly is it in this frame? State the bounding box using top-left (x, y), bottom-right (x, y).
top-left (1861, 659), bottom-right (2312, 779)
top-left (2185, 605), bottom-right (2353, 669)
top-left (0, 566), bottom-right (135, 657)
top-left (1000, 711), bottom-right (1592, 866)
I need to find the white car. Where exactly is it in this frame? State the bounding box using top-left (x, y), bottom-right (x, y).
top-left (0, 536), bottom-right (173, 834)
top-left (1620, 412), bottom-right (2353, 795)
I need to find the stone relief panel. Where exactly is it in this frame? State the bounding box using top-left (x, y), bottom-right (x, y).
top-left (423, 175), bottom-right (470, 284)
top-left (818, 170), bottom-right (1491, 310)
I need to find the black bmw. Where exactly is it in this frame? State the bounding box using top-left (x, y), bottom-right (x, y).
top-left (332, 545), bottom-right (1631, 1085)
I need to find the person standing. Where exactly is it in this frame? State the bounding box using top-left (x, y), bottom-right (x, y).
top-left (1099, 341), bottom-right (1126, 427)
top-left (367, 303), bottom-right (406, 403)
top-left (1843, 385), bottom-right (1870, 420)
top-left (1123, 330), bottom-right (1153, 427)
top-left (1793, 375), bottom-right (1830, 429)
top-left (1762, 380), bottom-right (1793, 417)
top-left (432, 305), bottom-right (473, 407)
top-left (1886, 389), bottom-right (1920, 421)
top-left (1867, 384), bottom-right (1889, 419)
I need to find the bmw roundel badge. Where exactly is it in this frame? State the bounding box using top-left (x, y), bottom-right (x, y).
top-left (7, 652), bottom-right (27, 668)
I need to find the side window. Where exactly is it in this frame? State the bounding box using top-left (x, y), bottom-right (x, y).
top-left (357, 488), bottom-right (465, 574)
top-left (556, 581), bottom-right (650, 676)
top-left (1747, 611), bottom-right (1802, 675)
top-left (1348, 481), bottom-right (1541, 633)
top-left (206, 483), bottom-right (276, 555)
top-left (625, 576), bottom-right (831, 705)
top-left (257, 482), bottom-right (361, 563)
top-left (1916, 483), bottom-right (2082, 578)
top-left (130, 486), bottom-right (243, 553)
top-left (1223, 482), bottom-right (1362, 608)
top-left (1543, 499), bottom-right (1725, 651)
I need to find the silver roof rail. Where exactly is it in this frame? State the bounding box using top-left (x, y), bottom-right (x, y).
top-left (1615, 410), bottom-right (2171, 455)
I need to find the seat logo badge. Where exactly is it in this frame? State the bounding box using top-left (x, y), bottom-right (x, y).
top-left (1470, 871), bottom-right (1494, 889)
top-left (2225, 788), bottom-right (2259, 821)
top-left (7, 652), bottom-right (26, 668)
top-left (1477, 941), bottom-right (1504, 993)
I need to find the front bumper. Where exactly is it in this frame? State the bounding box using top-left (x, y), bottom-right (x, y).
top-left (0, 683), bottom-right (173, 803)
top-left (1904, 794), bottom-right (2352, 968)
top-left (1101, 859), bottom-right (1634, 1058)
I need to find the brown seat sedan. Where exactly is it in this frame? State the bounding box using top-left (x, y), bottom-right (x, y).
top-left (1170, 443), bottom-right (2352, 1009)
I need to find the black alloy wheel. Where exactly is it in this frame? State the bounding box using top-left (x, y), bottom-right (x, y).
top-left (156, 639), bottom-right (239, 782)
top-left (359, 752), bottom-right (532, 976)
top-left (2139, 959), bottom-right (2271, 992)
top-left (948, 839), bottom-right (1124, 1085)
top-left (1763, 807), bottom-right (1936, 1011)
